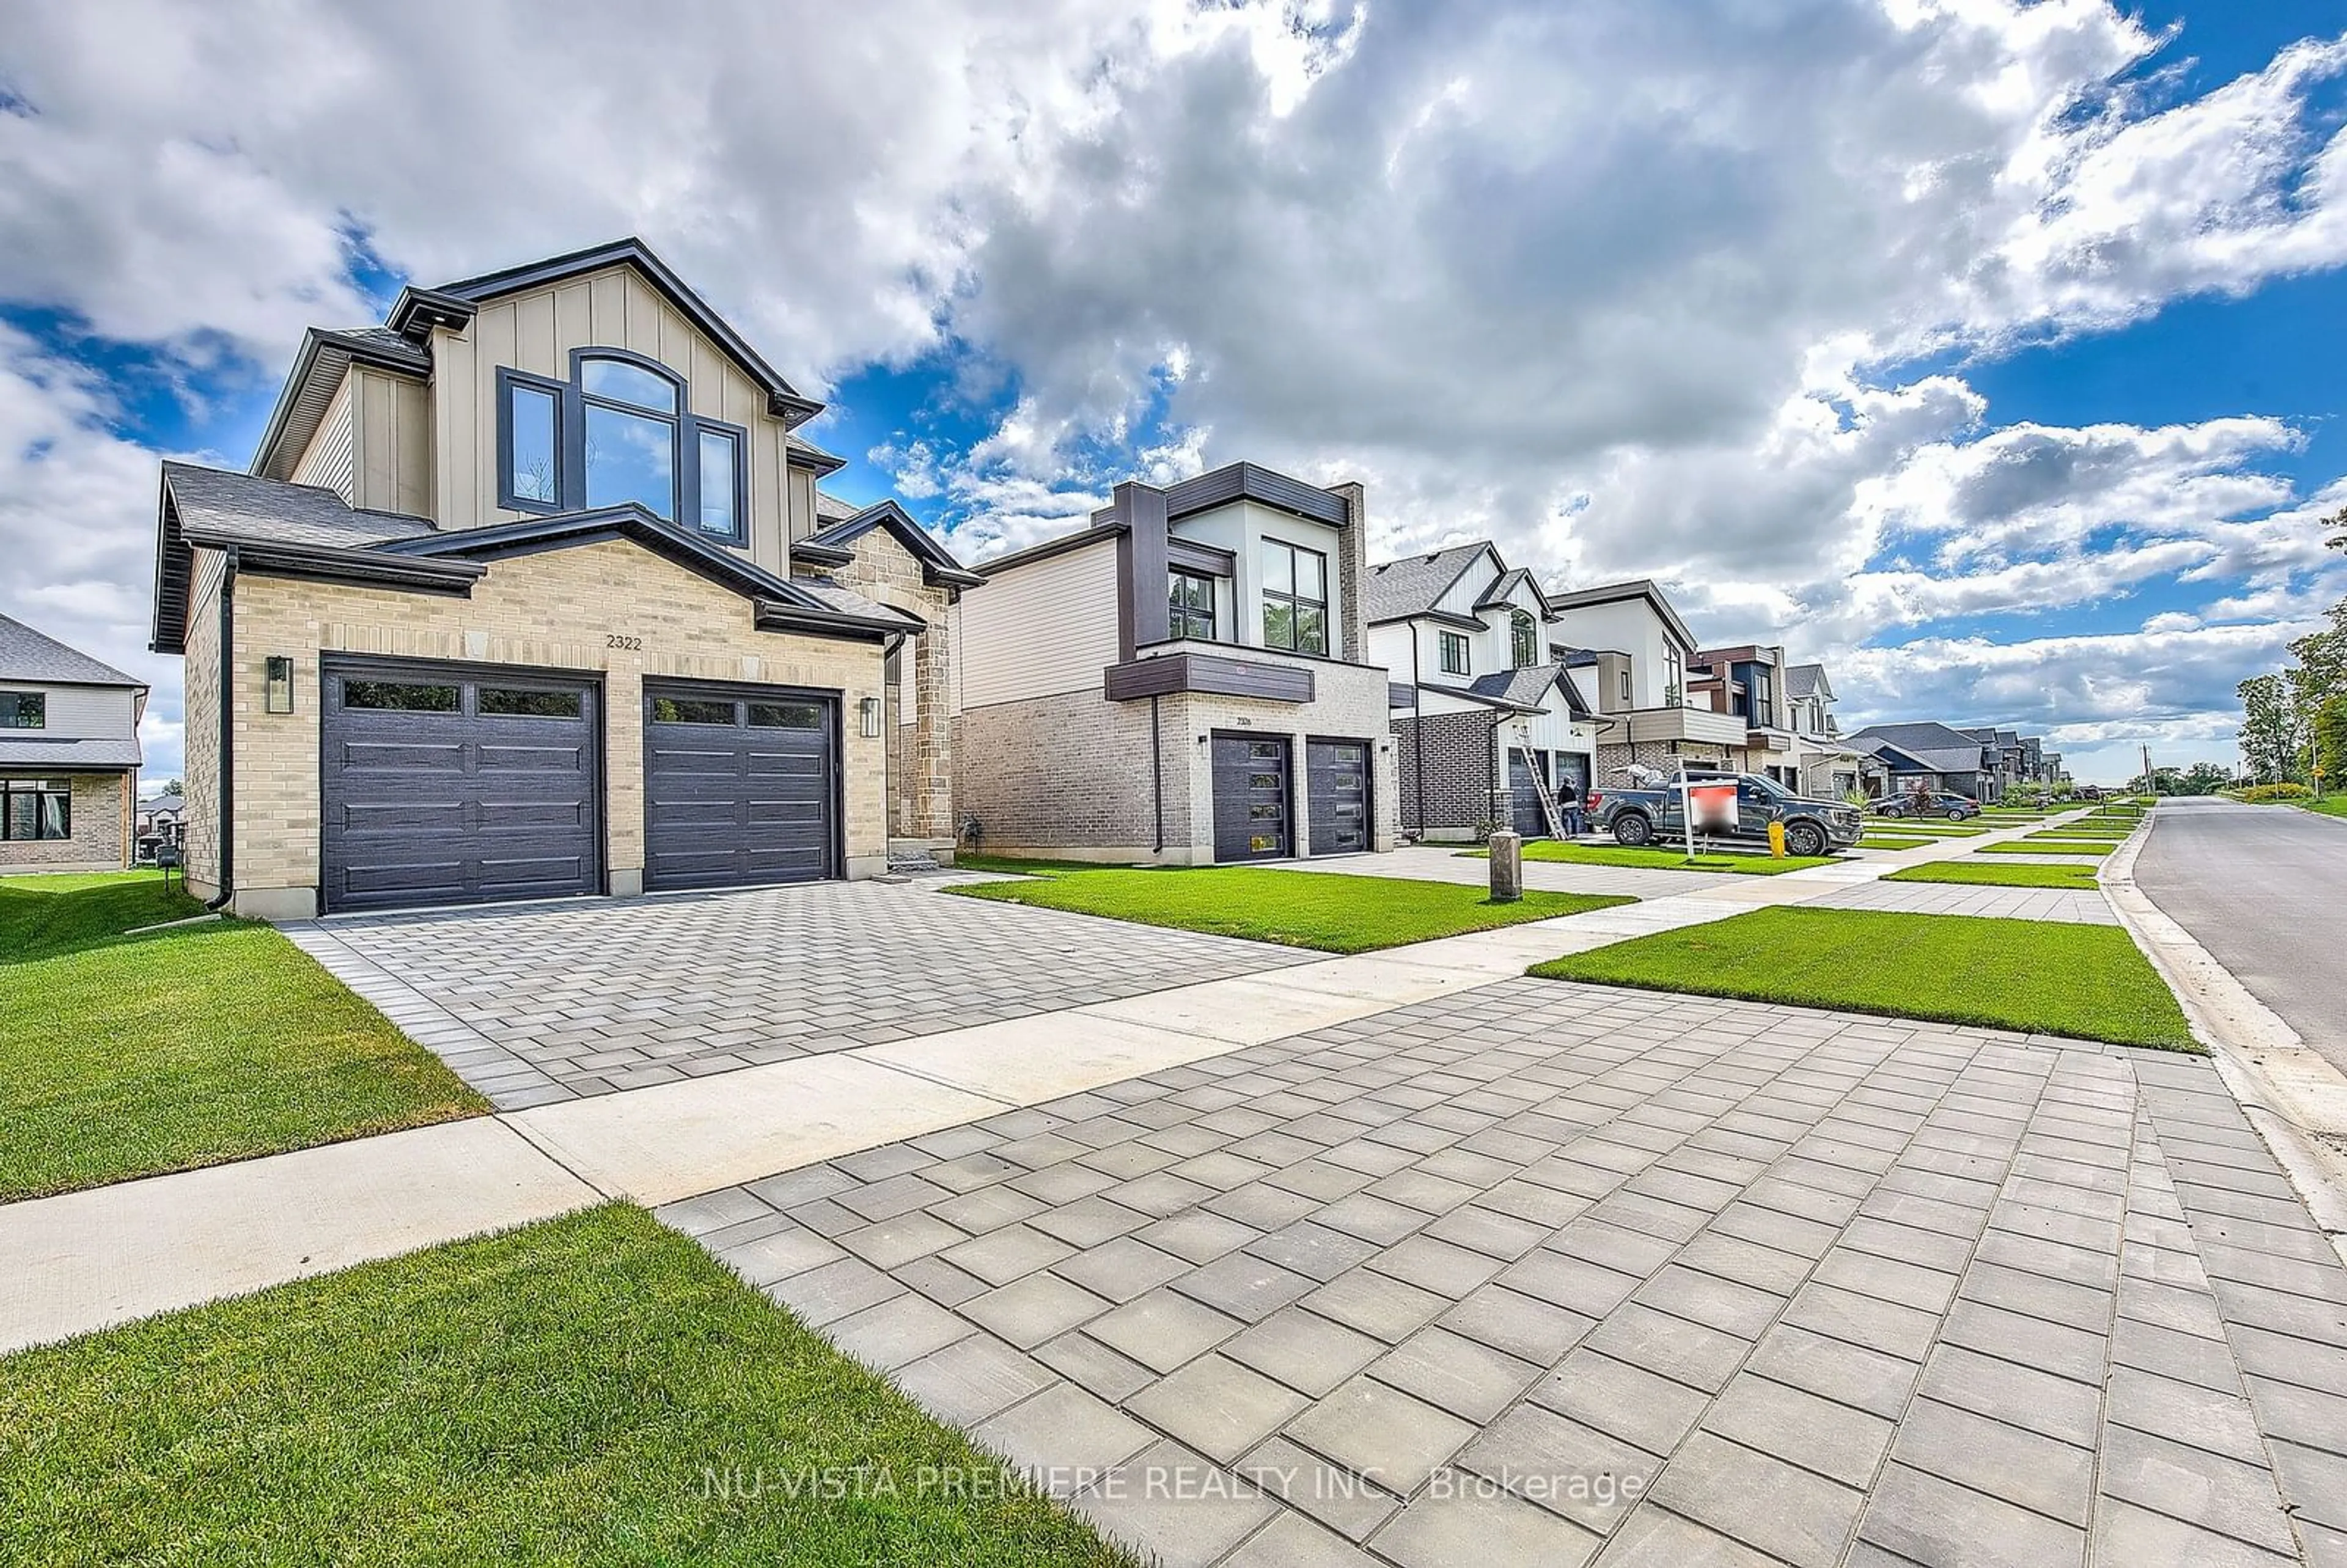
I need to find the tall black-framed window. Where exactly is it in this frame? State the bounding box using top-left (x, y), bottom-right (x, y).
top-left (0, 778), bottom-right (69, 840)
top-left (494, 348), bottom-right (751, 546)
top-left (1260, 538), bottom-right (1328, 654)
top-left (1510, 610), bottom-right (1537, 669)
top-left (0, 692), bottom-right (44, 730)
top-left (1439, 631), bottom-right (1470, 675)
top-left (1169, 570), bottom-right (1217, 641)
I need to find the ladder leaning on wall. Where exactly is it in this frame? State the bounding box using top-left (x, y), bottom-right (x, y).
top-left (1507, 720), bottom-right (1570, 840)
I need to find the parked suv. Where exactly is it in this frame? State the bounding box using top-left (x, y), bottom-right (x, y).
top-left (1586, 772), bottom-right (1862, 858)
top-left (1870, 791), bottom-right (1981, 821)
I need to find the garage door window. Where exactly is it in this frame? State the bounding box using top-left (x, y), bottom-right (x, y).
top-left (343, 680), bottom-right (458, 711)
top-left (652, 697), bottom-right (735, 725)
top-left (480, 687), bottom-right (584, 719)
top-left (749, 701), bottom-right (825, 728)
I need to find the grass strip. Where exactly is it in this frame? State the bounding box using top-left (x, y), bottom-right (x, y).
top-left (1884, 860), bottom-right (2103, 890)
top-left (1459, 843), bottom-right (1841, 875)
top-left (1526, 906), bottom-right (2195, 1051)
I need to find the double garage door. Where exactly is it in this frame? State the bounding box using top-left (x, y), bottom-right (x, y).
top-left (320, 658), bottom-right (836, 913)
top-left (1210, 734), bottom-right (1372, 863)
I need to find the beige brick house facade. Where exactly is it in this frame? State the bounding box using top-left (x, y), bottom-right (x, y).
top-left (154, 240), bottom-right (969, 918)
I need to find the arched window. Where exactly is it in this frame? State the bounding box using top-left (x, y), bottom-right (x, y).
top-left (1510, 609), bottom-right (1538, 669)
top-left (497, 347), bottom-right (749, 544)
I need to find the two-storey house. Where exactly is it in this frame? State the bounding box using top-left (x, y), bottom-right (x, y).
top-left (1688, 643), bottom-right (1799, 785)
top-left (150, 238), bottom-right (981, 918)
top-left (1845, 722), bottom-right (1998, 801)
top-left (1544, 581), bottom-right (1749, 786)
top-left (0, 613), bottom-right (147, 874)
top-left (1782, 662), bottom-right (1862, 799)
top-left (1365, 543), bottom-right (1596, 840)
top-left (955, 463), bottom-right (1398, 864)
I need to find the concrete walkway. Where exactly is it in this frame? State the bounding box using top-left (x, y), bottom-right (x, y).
top-left (0, 806), bottom-right (2110, 1354)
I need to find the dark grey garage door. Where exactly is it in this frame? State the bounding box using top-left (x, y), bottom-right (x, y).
top-left (1306, 738), bottom-right (1371, 855)
top-left (1509, 748), bottom-right (1549, 838)
top-left (321, 658), bottom-right (601, 914)
top-left (1211, 734), bottom-right (1291, 862)
top-left (644, 681), bottom-right (837, 891)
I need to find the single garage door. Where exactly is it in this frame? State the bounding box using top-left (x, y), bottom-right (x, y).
top-left (1306, 738), bottom-right (1372, 855)
top-left (1509, 747), bottom-right (1548, 838)
top-left (321, 658), bottom-right (601, 914)
top-left (643, 681), bottom-right (837, 891)
top-left (1211, 734), bottom-right (1291, 862)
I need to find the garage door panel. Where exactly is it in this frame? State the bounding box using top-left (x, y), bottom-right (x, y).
top-left (1213, 735), bottom-right (1292, 862)
top-left (1307, 739), bottom-right (1372, 855)
top-left (644, 680), bottom-right (837, 892)
top-left (322, 659), bottom-right (600, 914)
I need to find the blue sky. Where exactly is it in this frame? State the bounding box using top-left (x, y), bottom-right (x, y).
top-left (3, 0), bottom-right (2345, 786)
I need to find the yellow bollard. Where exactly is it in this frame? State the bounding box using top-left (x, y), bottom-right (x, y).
top-left (1768, 819), bottom-right (1788, 858)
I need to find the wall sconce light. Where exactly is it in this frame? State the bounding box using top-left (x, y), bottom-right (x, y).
top-left (264, 656), bottom-right (294, 715)
top-left (1197, 734), bottom-right (1211, 746)
top-left (859, 696), bottom-right (883, 738)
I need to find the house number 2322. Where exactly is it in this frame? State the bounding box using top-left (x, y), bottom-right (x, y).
top-left (606, 634), bottom-right (644, 651)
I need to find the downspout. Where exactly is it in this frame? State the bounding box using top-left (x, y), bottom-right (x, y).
top-left (205, 548), bottom-right (238, 912)
top-left (1150, 694), bottom-right (1164, 855)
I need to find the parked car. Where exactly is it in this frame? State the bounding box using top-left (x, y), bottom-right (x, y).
top-left (1870, 791), bottom-right (1981, 821)
top-left (1587, 772), bottom-right (1862, 857)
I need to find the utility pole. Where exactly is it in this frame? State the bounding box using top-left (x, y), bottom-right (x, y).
top-left (2141, 742), bottom-right (2153, 796)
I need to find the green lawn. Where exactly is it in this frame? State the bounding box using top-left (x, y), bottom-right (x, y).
top-left (0, 1204), bottom-right (1131, 1568)
top-left (1461, 842), bottom-right (1842, 875)
top-left (1526, 906), bottom-right (2196, 1051)
top-left (1864, 821), bottom-right (1985, 837)
top-left (2294, 797), bottom-right (2347, 820)
top-left (949, 864), bottom-right (1634, 952)
top-left (1859, 835), bottom-right (1934, 851)
top-left (0, 873), bottom-right (483, 1201)
top-left (1884, 860), bottom-right (2103, 890)
top-left (1978, 838), bottom-right (2115, 857)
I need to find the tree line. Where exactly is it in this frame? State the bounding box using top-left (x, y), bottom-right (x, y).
top-left (2237, 508), bottom-right (2347, 790)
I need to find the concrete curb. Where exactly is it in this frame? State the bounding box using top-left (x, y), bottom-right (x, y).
top-left (2103, 811), bottom-right (2347, 1265)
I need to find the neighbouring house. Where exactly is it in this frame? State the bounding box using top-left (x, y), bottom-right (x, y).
top-left (955, 462), bottom-right (1399, 865)
top-left (135, 792), bottom-right (186, 862)
top-left (1963, 727), bottom-right (2027, 799)
top-left (151, 237), bottom-right (980, 918)
top-left (1688, 643), bottom-right (1801, 786)
top-left (1783, 662), bottom-right (1864, 799)
top-left (1544, 580), bottom-right (1750, 785)
top-left (0, 613), bottom-right (146, 874)
top-left (1845, 722), bottom-right (1999, 802)
top-left (1366, 543), bottom-right (1597, 841)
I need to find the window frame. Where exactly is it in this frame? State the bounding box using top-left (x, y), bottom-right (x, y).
top-left (1509, 610), bottom-right (1537, 669)
top-left (493, 348), bottom-right (751, 545)
top-left (0, 777), bottom-right (70, 841)
top-left (1438, 630), bottom-right (1471, 676)
top-left (1169, 568), bottom-right (1218, 642)
top-left (0, 691), bottom-right (46, 730)
top-left (1260, 539), bottom-right (1329, 655)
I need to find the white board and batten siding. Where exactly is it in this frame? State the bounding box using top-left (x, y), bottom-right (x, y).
top-left (428, 266), bottom-right (798, 575)
top-left (960, 537), bottom-right (1123, 711)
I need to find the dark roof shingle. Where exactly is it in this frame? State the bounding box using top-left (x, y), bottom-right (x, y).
top-left (1363, 543), bottom-right (1493, 623)
top-left (0, 614), bottom-right (142, 687)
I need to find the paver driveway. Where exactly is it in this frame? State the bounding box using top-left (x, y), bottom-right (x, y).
top-left (285, 881), bottom-right (1313, 1109)
top-left (666, 978), bottom-right (2347, 1568)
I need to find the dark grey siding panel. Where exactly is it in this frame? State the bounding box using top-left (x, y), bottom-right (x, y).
top-left (320, 657), bottom-right (601, 914)
top-left (1163, 463), bottom-right (1348, 527)
top-left (1211, 735), bottom-right (1291, 863)
top-left (1104, 653), bottom-right (1314, 704)
top-left (1306, 738), bottom-right (1372, 855)
top-left (643, 680), bottom-right (838, 892)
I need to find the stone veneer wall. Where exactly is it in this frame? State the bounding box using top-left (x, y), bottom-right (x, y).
top-left (0, 772), bottom-right (131, 874)
top-left (817, 530), bottom-right (958, 843)
top-left (1593, 738), bottom-right (1741, 787)
top-left (191, 537), bottom-right (889, 918)
top-left (181, 549), bottom-right (225, 898)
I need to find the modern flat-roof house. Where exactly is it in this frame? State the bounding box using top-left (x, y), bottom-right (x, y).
top-left (1366, 543), bottom-right (1596, 840)
top-left (955, 463), bottom-right (1398, 865)
top-left (1544, 579), bottom-right (1750, 785)
top-left (151, 238), bottom-right (980, 918)
top-left (0, 614), bottom-right (147, 874)
top-left (1688, 642), bottom-right (1800, 785)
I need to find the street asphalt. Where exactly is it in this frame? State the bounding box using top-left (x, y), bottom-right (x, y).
top-left (2134, 796), bottom-right (2347, 1075)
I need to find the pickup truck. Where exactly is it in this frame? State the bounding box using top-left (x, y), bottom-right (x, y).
top-left (1585, 772), bottom-right (1863, 858)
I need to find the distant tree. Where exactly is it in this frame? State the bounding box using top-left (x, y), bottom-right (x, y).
top-left (2316, 695), bottom-right (2347, 796)
top-left (161, 779), bottom-right (183, 796)
top-left (2178, 762), bottom-right (2234, 796)
top-left (2238, 674), bottom-right (2307, 783)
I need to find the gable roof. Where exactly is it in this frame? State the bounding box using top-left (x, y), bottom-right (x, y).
top-left (1783, 662), bottom-right (1830, 700)
top-left (1363, 543), bottom-right (1495, 624)
top-left (802, 499), bottom-right (984, 590)
top-left (1543, 578), bottom-right (1699, 653)
top-left (256, 237), bottom-right (829, 481)
top-left (0, 613), bottom-right (142, 689)
top-left (1475, 566), bottom-right (1549, 615)
top-left (1467, 664), bottom-right (1593, 719)
top-left (151, 463), bottom-right (914, 654)
top-left (1845, 723), bottom-right (1989, 776)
